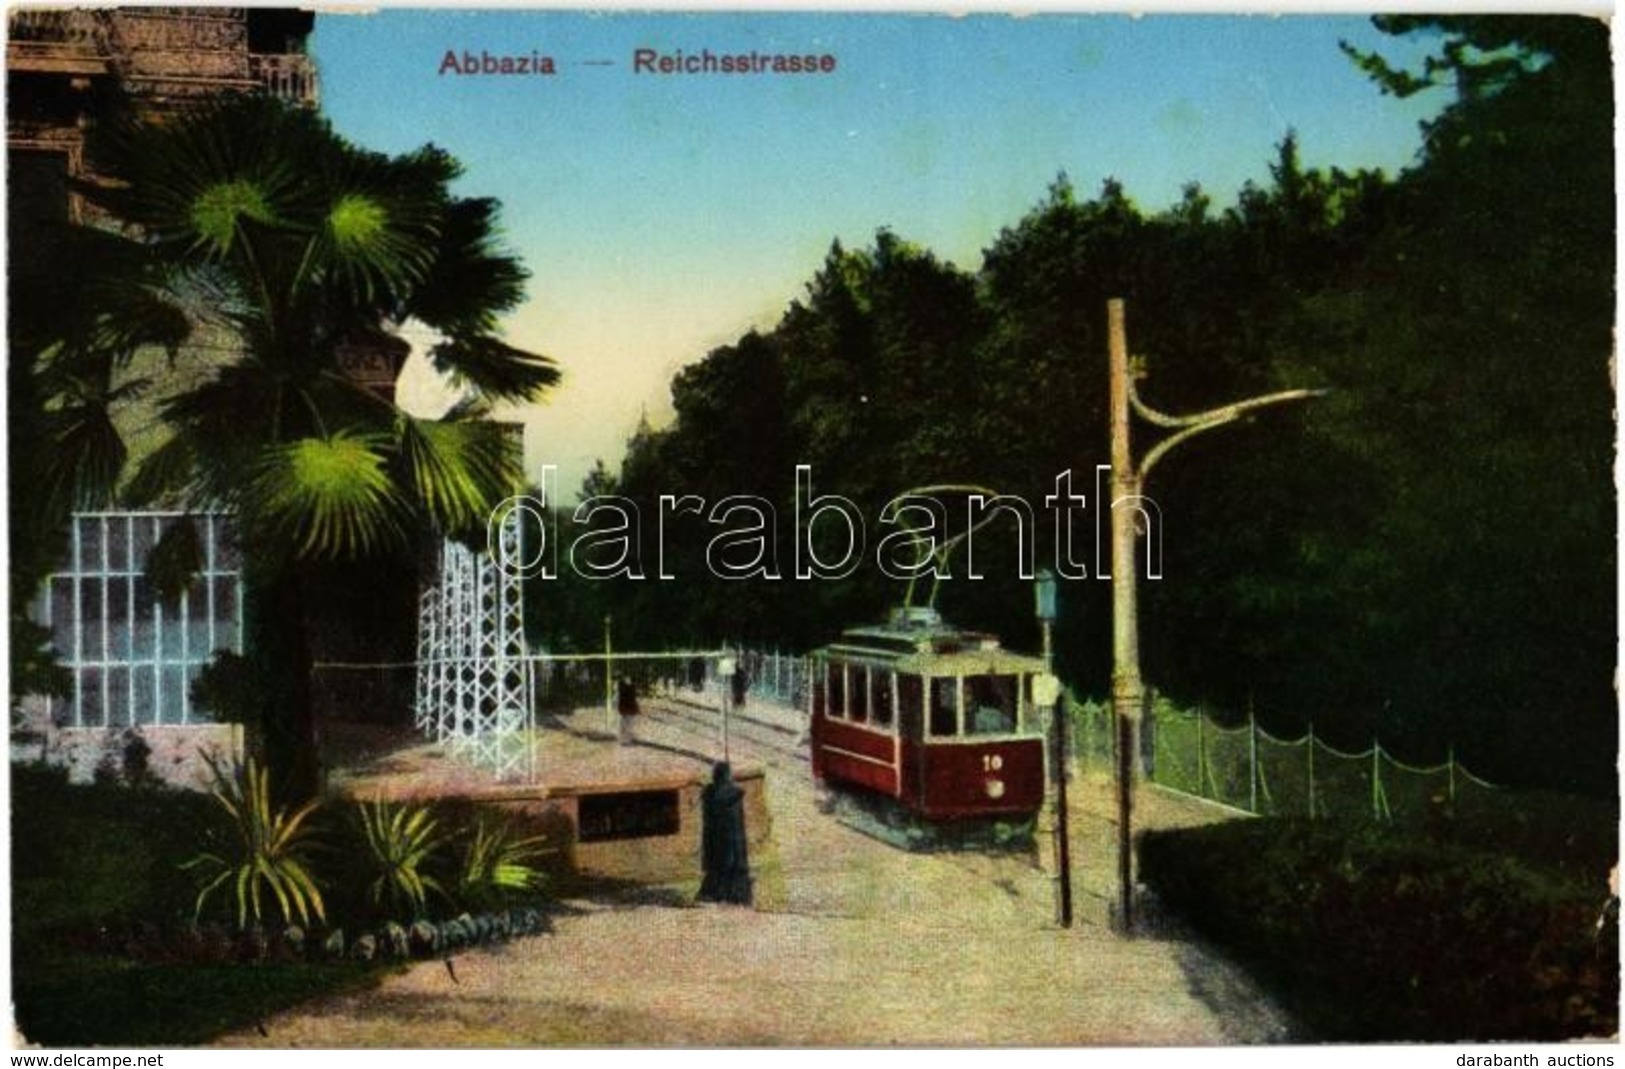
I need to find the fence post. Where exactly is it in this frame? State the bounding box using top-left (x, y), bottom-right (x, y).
top-left (1076, 699), bottom-right (1087, 768)
top-left (1195, 701), bottom-right (1204, 797)
top-left (1248, 702), bottom-right (1259, 814)
top-left (1089, 699), bottom-right (1099, 768)
top-left (1447, 745), bottom-right (1456, 807)
top-left (1307, 721), bottom-right (1317, 821)
top-left (1109, 697), bottom-right (1118, 767)
top-left (1371, 738), bottom-right (1381, 821)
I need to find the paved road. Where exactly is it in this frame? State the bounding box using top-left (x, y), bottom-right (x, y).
top-left (217, 701), bottom-right (1295, 1047)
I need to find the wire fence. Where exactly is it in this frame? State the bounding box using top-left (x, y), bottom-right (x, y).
top-left (1067, 693), bottom-right (1506, 822)
top-left (726, 649), bottom-right (1509, 824)
top-left (737, 649), bottom-right (814, 711)
top-left (532, 651), bottom-right (729, 714)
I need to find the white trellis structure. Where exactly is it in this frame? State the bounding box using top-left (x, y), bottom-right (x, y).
top-left (413, 517), bottom-right (534, 782)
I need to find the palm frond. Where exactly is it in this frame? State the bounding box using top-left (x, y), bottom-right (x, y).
top-left (40, 395), bottom-right (128, 511)
top-left (310, 149), bottom-right (444, 308)
top-left (405, 197), bottom-right (529, 332)
top-left (158, 363), bottom-right (286, 468)
top-left (441, 393), bottom-right (497, 422)
top-left (395, 415), bottom-right (520, 533)
top-left (428, 335), bottom-right (560, 403)
top-left (82, 95), bottom-right (328, 257)
top-left (248, 431), bottom-right (408, 560)
top-left (14, 225), bottom-right (194, 366)
top-left (124, 434), bottom-right (202, 509)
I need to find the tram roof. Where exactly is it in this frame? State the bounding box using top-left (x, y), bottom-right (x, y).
top-left (817, 608), bottom-right (1047, 677)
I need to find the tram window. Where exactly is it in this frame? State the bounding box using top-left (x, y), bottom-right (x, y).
top-left (850, 665), bottom-right (869, 723)
top-left (1020, 672), bottom-right (1054, 731)
top-left (872, 671), bottom-right (894, 728)
top-left (930, 678), bottom-right (958, 737)
top-left (965, 674), bottom-right (1018, 735)
top-left (829, 664), bottom-right (846, 718)
top-left (898, 674), bottom-right (923, 737)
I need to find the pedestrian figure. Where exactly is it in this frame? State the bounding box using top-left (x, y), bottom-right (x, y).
top-left (617, 676), bottom-right (639, 745)
top-left (697, 762), bottom-right (752, 905)
top-left (731, 666), bottom-right (749, 709)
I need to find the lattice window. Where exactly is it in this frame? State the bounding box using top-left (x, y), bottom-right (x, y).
top-left (39, 512), bottom-right (243, 728)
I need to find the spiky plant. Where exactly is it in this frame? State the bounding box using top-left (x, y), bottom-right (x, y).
top-left (456, 816), bottom-right (553, 911)
top-left (183, 754), bottom-right (326, 928)
top-left (356, 797), bottom-right (449, 920)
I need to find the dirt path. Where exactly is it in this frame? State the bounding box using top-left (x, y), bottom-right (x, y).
top-left (216, 705), bottom-right (1295, 1047)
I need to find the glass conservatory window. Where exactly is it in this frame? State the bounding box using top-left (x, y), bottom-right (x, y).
top-left (39, 512), bottom-right (243, 728)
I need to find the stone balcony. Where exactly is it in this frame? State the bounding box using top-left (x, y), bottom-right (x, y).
top-left (249, 51), bottom-right (318, 106)
top-left (8, 9), bottom-right (317, 106)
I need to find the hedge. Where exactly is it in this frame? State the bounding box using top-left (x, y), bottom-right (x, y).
top-left (1138, 818), bottom-right (1618, 1042)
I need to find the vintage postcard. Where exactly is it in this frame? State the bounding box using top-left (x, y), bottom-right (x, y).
top-left (6, 3), bottom-right (1617, 1055)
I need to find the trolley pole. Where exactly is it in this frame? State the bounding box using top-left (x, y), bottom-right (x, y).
top-left (1105, 298), bottom-right (1322, 935)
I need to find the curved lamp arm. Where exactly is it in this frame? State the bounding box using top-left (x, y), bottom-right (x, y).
top-left (1131, 378), bottom-right (1326, 484)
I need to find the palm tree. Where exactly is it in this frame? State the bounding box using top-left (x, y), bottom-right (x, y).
top-left (23, 94), bottom-right (558, 790)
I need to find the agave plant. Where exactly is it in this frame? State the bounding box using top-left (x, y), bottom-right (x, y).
top-left (456, 816), bottom-right (553, 911)
top-left (356, 797), bottom-right (449, 919)
top-left (183, 754), bottom-right (326, 928)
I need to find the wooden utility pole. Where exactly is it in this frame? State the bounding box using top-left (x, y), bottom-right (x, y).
top-left (1108, 301), bottom-right (1141, 934)
top-left (1106, 298), bottom-right (1322, 934)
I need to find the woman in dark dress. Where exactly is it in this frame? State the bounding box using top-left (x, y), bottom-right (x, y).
top-left (698, 762), bottom-right (752, 905)
top-left (616, 676), bottom-right (639, 744)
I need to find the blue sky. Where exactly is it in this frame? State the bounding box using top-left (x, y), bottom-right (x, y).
top-left (312, 11), bottom-right (1448, 493)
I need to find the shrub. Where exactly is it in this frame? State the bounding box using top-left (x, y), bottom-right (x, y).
top-left (11, 765), bottom-right (382, 1046)
top-left (455, 815), bottom-right (552, 912)
top-left (182, 755), bottom-right (326, 929)
top-left (354, 797), bottom-right (449, 920)
top-left (1139, 818), bottom-right (1618, 1041)
top-left (120, 727), bottom-right (155, 787)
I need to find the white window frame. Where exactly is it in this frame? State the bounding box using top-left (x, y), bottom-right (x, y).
top-left (41, 511), bottom-right (244, 728)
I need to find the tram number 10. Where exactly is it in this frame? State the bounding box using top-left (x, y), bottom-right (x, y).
top-left (981, 754), bottom-right (1004, 772)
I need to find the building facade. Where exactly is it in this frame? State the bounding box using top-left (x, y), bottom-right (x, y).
top-left (9, 7), bottom-right (316, 215)
top-left (8, 8), bottom-right (317, 785)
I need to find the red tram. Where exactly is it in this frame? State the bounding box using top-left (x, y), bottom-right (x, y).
top-left (809, 607), bottom-right (1050, 822)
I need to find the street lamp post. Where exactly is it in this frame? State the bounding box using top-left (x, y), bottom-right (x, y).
top-left (717, 654), bottom-right (737, 763)
top-left (1034, 569), bottom-right (1071, 928)
top-left (1106, 298), bottom-right (1322, 934)
top-left (603, 613), bottom-right (614, 737)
